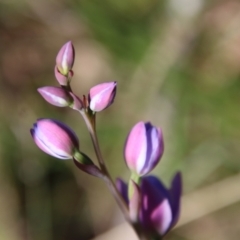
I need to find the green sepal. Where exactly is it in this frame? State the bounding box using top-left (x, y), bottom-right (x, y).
top-left (73, 151), bottom-right (104, 178)
top-left (128, 172), bottom-right (141, 199)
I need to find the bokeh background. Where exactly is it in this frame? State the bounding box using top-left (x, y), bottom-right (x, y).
top-left (0, 0), bottom-right (240, 239)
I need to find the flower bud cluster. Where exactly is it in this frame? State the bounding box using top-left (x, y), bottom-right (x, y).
top-left (30, 40), bottom-right (182, 239)
top-left (38, 41), bottom-right (117, 112)
top-left (31, 41), bottom-right (118, 177)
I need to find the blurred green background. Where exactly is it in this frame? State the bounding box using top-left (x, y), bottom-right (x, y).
top-left (0, 0), bottom-right (240, 239)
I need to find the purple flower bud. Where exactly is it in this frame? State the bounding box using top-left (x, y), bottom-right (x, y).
top-left (56, 41), bottom-right (75, 76)
top-left (89, 81), bottom-right (117, 112)
top-left (140, 173), bottom-right (182, 236)
top-left (30, 119), bottom-right (79, 159)
top-left (124, 122), bottom-right (164, 176)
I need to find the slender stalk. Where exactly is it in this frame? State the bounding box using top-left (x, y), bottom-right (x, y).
top-left (79, 110), bottom-right (130, 222)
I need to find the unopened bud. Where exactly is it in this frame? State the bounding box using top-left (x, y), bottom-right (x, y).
top-left (89, 81), bottom-right (117, 112)
top-left (124, 122), bottom-right (164, 176)
top-left (30, 119), bottom-right (79, 160)
top-left (56, 41), bottom-right (75, 76)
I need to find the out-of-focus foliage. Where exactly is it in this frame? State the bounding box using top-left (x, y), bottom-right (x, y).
top-left (0, 0), bottom-right (240, 239)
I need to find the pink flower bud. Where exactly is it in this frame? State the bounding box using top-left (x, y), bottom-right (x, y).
top-left (38, 86), bottom-right (83, 110)
top-left (124, 122), bottom-right (164, 176)
top-left (30, 119), bottom-right (79, 159)
top-left (56, 41), bottom-right (75, 76)
top-left (38, 86), bottom-right (73, 107)
top-left (89, 81), bottom-right (117, 112)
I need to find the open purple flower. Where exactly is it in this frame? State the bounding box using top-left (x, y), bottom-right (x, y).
top-left (30, 119), bottom-right (79, 159)
top-left (140, 173), bottom-right (182, 237)
top-left (124, 122), bottom-right (164, 176)
top-left (117, 173), bottom-right (182, 237)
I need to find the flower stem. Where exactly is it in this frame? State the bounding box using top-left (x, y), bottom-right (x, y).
top-left (79, 110), bottom-right (130, 222)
